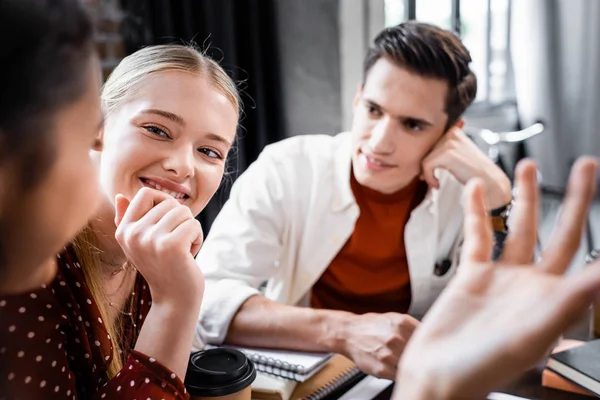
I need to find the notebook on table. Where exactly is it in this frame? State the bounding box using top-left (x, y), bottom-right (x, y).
top-left (291, 354), bottom-right (365, 400)
top-left (252, 354), bottom-right (365, 400)
top-left (542, 339), bottom-right (595, 397)
top-left (213, 345), bottom-right (333, 382)
top-left (252, 372), bottom-right (297, 400)
top-left (546, 338), bottom-right (600, 396)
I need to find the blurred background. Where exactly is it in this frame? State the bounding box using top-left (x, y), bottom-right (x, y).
top-left (83, 0), bottom-right (600, 267)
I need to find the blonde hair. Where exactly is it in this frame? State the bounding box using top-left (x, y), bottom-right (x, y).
top-left (102, 44), bottom-right (240, 116)
top-left (74, 44), bottom-right (240, 378)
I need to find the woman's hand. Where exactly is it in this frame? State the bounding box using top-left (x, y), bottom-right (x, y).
top-left (114, 187), bottom-right (204, 306)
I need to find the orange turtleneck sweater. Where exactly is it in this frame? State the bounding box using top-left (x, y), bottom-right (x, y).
top-left (311, 172), bottom-right (428, 314)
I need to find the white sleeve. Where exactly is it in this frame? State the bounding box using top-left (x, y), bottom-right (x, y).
top-left (194, 148), bottom-right (288, 346)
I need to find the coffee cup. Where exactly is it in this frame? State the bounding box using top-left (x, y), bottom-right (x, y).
top-left (185, 348), bottom-right (256, 400)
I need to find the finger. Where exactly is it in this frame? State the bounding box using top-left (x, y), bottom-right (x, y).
top-left (114, 194), bottom-right (130, 227)
top-left (541, 157), bottom-right (598, 274)
top-left (376, 364), bottom-right (398, 381)
top-left (190, 220), bottom-right (204, 256)
top-left (170, 218), bottom-right (204, 255)
top-left (419, 136), bottom-right (449, 188)
top-left (152, 205), bottom-right (195, 235)
top-left (420, 158), bottom-right (441, 189)
top-left (392, 322), bottom-right (418, 342)
top-left (539, 262), bottom-right (600, 341)
top-left (420, 134), bottom-right (459, 189)
top-left (118, 188), bottom-right (173, 226)
top-left (565, 259), bottom-right (600, 302)
top-left (399, 321), bottom-right (418, 341)
top-left (561, 260), bottom-right (600, 324)
top-left (135, 197), bottom-right (180, 228)
top-left (460, 178), bottom-right (493, 263)
top-left (500, 159), bottom-right (538, 264)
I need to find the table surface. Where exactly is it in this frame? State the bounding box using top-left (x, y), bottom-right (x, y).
top-left (501, 313), bottom-right (596, 400)
top-left (500, 365), bottom-right (594, 400)
top-left (356, 315), bottom-right (597, 400)
top-left (348, 368), bottom-right (594, 400)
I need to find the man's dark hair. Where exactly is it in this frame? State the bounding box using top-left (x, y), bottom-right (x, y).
top-left (363, 21), bottom-right (477, 130)
top-left (0, 0), bottom-right (95, 188)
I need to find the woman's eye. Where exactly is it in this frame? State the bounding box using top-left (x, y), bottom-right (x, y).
top-left (198, 148), bottom-right (223, 160)
top-left (144, 125), bottom-right (170, 139)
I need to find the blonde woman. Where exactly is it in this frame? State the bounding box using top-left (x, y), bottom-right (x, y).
top-left (3, 45), bottom-right (239, 399)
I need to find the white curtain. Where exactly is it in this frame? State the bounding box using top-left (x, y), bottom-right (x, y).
top-left (511, 0), bottom-right (600, 187)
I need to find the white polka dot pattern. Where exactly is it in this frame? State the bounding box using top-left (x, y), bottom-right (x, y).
top-left (0, 246), bottom-right (187, 399)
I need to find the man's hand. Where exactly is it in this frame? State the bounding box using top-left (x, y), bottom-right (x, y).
top-left (420, 125), bottom-right (512, 209)
top-left (339, 312), bottom-right (419, 379)
top-left (395, 157), bottom-right (599, 400)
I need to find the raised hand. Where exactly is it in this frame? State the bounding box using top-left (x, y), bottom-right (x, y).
top-left (420, 126), bottom-right (512, 209)
top-left (395, 157), bottom-right (599, 400)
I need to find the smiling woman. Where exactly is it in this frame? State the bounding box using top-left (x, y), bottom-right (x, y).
top-left (2, 44), bottom-right (241, 399)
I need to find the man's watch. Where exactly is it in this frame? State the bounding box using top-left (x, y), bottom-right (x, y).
top-left (490, 198), bottom-right (513, 233)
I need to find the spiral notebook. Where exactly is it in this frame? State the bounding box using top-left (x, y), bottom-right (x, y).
top-left (253, 354), bottom-right (365, 400)
top-left (215, 345), bottom-right (333, 382)
top-left (291, 354), bottom-right (365, 400)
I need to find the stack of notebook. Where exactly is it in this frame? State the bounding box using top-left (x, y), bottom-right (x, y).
top-left (212, 345), bottom-right (365, 400)
top-left (254, 354), bottom-right (364, 400)
top-left (544, 339), bottom-right (598, 396)
top-left (221, 346), bottom-right (334, 382)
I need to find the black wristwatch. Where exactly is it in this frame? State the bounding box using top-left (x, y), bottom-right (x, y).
top-left (490, 198), bottom-right (513, 233)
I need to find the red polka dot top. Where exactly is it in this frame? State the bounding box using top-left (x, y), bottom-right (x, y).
top-left (0, 245), bottom-right (189, 399)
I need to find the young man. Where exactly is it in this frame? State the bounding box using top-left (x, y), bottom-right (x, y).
top-left (194, 22), bottom-right (513, 379)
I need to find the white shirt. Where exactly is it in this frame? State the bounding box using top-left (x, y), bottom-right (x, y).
top-left (194, 132), bottom-right (466, 347)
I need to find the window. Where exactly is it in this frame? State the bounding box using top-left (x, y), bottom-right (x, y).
top-left (384, 0), bottom-right (514, 105)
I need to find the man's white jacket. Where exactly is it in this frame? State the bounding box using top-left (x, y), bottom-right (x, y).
top-left (194, 132), bottom-right (465, 348)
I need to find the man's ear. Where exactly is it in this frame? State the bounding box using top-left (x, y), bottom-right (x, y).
top-left (455, 119), bottom-right (465, 129)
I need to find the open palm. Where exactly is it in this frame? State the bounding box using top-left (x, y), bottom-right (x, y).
top-left (396, 157), bottom-right (599, 399)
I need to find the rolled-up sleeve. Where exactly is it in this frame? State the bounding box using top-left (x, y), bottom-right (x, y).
top-left (195, 148), bottom-right (289, 347)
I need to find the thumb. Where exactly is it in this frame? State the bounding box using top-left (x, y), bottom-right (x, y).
top-left (190, 227), bottom-right (204, 257)
top-left (114, 194), bottom-right (130, 227)
top-left (567, 260), bottom-right (600, 305)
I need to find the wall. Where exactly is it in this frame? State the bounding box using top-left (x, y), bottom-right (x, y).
top-left (81, 0), bottom-right (378, 137)
top-left (274, 0), bottom-right (384, 136)
top-left (274, 0), bottom-right (343, 137)
top-left (82, 0), bottom-right (125, 81)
